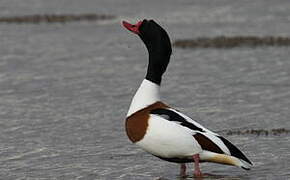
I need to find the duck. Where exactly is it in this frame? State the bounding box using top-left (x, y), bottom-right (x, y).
top-left (122, 19), bottom-right (252, 177)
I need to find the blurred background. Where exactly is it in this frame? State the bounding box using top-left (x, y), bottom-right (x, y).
top-left (0, 0), bottom-right (290, 179)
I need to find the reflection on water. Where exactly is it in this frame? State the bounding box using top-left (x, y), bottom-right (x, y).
top-left (155, 173), bottom-right (245, 180)
top-left (0, 14), bottom-right (115, 23)
top-left (173, 36), bottom-right (290, 49)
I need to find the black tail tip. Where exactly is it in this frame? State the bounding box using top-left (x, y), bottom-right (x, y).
top-left (242, 166), bottom-right (251, 170)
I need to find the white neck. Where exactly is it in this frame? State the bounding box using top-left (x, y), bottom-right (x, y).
top-left (127, 79), bottom-right (160, 117)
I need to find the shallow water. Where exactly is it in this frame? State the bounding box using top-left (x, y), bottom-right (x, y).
top-left (0, 0), bottom-right (290, 179)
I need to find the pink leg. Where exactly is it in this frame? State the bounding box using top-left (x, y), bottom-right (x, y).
top-left (180, 163), bottom-right (186, 177)
top-left (193, 154), bottom-right (202, 177)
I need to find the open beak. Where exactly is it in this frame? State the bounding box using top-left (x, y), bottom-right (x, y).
top-left (122, 20), bottom-right (143, 35)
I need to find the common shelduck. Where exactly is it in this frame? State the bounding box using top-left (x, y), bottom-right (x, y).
top-left (122, 19), bottom-right (252, 177)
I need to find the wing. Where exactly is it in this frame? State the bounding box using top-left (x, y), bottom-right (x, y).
top-left (150, 107), bottom-right (252, 166)
top-left (150, 108), bottom-right (214, 134)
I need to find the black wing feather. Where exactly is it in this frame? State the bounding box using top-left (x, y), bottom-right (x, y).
top-left (218, 136), bottom-right (253, 165)
top-left (150, 108), bottom-right (205, 132)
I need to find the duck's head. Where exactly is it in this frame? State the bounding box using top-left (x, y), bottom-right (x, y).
top-left (122, 19), bottom-right (172, 85)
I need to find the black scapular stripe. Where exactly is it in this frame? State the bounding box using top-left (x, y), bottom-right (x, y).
top-left (218, 136), bottom-right (253, 165)
top-left (150, 108), bottom-right (204, 132)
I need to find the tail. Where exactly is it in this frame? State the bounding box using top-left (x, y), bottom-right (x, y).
top-left (199, 135), bottom-right (253, 170)
top-left (192, 131), bottom-right (252, 169)
top-left (200, 151), bottom-right (253, 170)
top-left (218, 136), bottom-right (253, 169)
top-left (239, 159), bottom-right (252, 170)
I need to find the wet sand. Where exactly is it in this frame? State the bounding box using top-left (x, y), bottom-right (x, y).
top-left (0, 0), bottom-right (290, 179)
